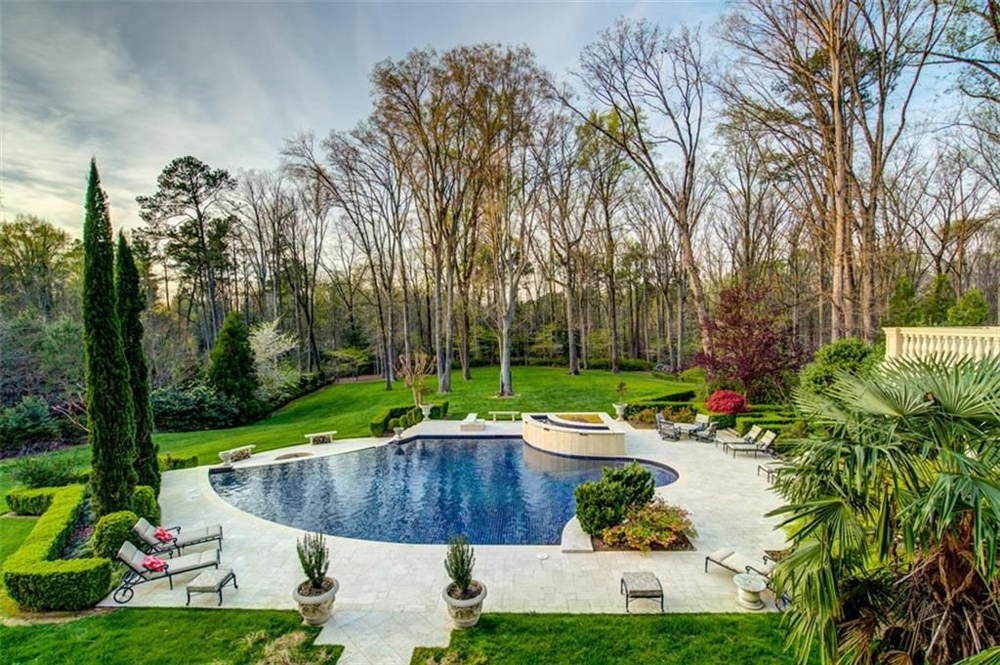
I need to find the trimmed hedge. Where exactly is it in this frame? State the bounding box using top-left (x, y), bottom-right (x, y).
top-left (130, 485), bottom-right (160, 523)
top-left (369, 402), bottom-right (449, 436)
top-left (158, 453), bottom-right (199, 471)
top-left (587, 358), bottom-right (655, 371)
top-left (2, 484), bottom-right (112, 611)
top-left (6, 487), bottom-right (58, 516)
top-left (735, 415), bottom-right (796, 436)
top-left (91, 510), bottom-right (139, 559)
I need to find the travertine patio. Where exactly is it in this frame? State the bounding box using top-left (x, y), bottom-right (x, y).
top-left (100, 421), bottom-right (786, 664)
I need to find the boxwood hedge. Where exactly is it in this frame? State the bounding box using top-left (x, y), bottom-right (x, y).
top-left (5, 487), bottom-right (58, 516)
top-left (3, 484), bottom-right (112, 611)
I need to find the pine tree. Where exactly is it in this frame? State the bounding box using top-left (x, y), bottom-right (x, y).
top-left (116, 232), bottom-right (159, 494)
top-left (208, 311), bottom-right (260, 421)
top-left (83, 160), bottom-right (136, 515)
top-left (920, 273), bottom-right (956, 325)
top-left (947, 288), bottom-right (990, 326)
top-left (885, 277), bottom-right (921, 326)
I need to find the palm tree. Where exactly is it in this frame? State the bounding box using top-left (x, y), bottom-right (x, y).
top-left (771, 355), bottom-right (1000, 665)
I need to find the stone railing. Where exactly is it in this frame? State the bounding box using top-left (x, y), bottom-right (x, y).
top-left (883, 327), bottom-right (1000, 361)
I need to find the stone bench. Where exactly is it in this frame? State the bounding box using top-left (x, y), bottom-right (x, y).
top-left (487, 411), bottom-right (519, 421)
top-left (218, 445), bottom-right (255, 466)
top-left (304, 430), bottom-right (337, 445)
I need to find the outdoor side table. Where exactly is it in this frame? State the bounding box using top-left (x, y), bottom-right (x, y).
top-left (733, 573), bottom-right (766, 610)
top-left (186, 567), bottom-right (238, 606)
top-left (620, 572), bottom-right (664, 613)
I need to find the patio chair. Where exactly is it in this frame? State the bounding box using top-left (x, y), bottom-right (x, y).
top-left (655, 413), bottom-right (680, 441)
top-left (693, 421), bottom-right (718, 443)
top-left (114, 541), bottom-right (220, 604)
top-left (691, 413), bottom-right (710, 432)
top-left (726, 430), bottom-right (778, 458)
top-left (133, 517), bottom-right (223, 556)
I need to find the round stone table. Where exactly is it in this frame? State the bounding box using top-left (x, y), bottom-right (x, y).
top-left (733, 573), bottom-right (767, 610)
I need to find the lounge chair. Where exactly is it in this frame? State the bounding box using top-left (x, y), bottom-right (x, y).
top-left (133, 517), bottom-right (223, 556)
top-left (114, 541), bottom-right (220, 603)
top-left (704, 547), bottom-right (776, 577)
top-left (691, 413), bottom-right (710, 432)
top-left (655, 413), bottom-right (680, 441)
top-left (721, 425), bottom-right (763, 454)
top-left (459, 413), bottom-right (485, 432)
top-left (726, 430), bottom-right (777, 458)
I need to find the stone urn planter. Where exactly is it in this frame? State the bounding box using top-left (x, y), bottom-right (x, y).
top-left (420, 403), bottom-right (433, 418)
top-left (393, 426), bottom-right (405, 441)
top-left (294, 531), bottom-right (338, 625)
top-left (613, 403), bottom-right (627, 421)
top-left (443, 536), bottom-right (485, 628)
top-left (293, 576), bottom-right (339, 625)
top-left (443, 580), bottom-right (487, 628)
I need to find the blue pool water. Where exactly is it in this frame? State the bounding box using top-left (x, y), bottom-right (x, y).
top-left (210, 437), bottom-right (677, 545)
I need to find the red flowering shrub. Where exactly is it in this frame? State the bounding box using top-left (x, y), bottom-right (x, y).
top-left (705, 390), bottom-right (747, 415)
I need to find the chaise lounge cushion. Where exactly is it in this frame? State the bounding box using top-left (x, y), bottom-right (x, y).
top-left (706, 547), bottom-right (756, 574)
top-left (119, 541), bottom-right (219, 579)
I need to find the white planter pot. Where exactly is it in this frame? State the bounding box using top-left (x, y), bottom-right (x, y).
top-left (443, 581), bottom-right (487, 628)
top-left (613, 403), bottom-right (627, 421)
top-left (293, 577), bottom-right (339, 625)
top-left (420, 403), bottom-right (433, 418)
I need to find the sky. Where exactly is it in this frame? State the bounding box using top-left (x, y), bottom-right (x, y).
top-left (1, 1), bottom-right (728, 235)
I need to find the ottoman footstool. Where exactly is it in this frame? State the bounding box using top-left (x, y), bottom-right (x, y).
top-left (186, 567), bottom-right (238, 606)
top-left (620, 572), bottom-right (664, 613)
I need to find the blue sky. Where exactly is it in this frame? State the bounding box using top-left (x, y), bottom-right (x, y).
top-left (1, 1), bottom-right (727, 233)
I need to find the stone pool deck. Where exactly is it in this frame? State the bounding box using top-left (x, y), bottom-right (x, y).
top-left (101, 422), bottom-right (786, 664)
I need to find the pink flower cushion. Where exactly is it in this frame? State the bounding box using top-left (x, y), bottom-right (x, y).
top-left (142, 555), bottom-right (168, 573)
top-left (154, 527), bottom-right (173, 543)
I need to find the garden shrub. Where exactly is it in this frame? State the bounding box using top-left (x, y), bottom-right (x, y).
top-left (735, 415), bottom-right (796, 436)
top-left (679, 366), bottom-right (706, 383)
top-left (602, 499), bottom-right (697, 552)
top-left (151, 384), bottom-right (239, 431)
top-left (586, 358), bottom-right (654, 371)
top-left (705, 390), bottom-right (747, 415)
top-left (208, 311), bottom-right (261, 422)
top-left (799, 338), bottom-right (883, 396)
top-left (429, 401), bottom-right (449, 419)
top-left (624, 399), bottom-right (700, 420)
top-left (0, 396), bottom-right (60, 452)
top-left (91, 510), bottom-right (139, 559)
top-left (130, 485), bottom-right (160, 523)
top-left (3, 484), bottom-right (112, 611)
top-left (574, 462), bottom-right (655, 536)
top-left (369, 406), bottom-right (413, 436)
top-left (158, 453), bottom-right (199, 471)
top-left (6, 487), bottom-right (57, 515)
top-left (11, 455), bottom-right (79, 489)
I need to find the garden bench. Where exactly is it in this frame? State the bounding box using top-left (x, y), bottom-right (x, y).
top-left (620, 572), bottom-right (663, 613)
top-left (487, 410), bottom-right (519, 421)
top-left (218, 445), bottom-right (255, 466)
top-left (304, 430), bottom-right (337, 445)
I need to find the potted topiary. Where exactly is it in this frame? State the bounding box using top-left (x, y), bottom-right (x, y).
top-left (292, 532), bottom-right (339, 625)
top-left (442, 536), bottom-right (486, 628)
top-left (613, 381), bottom-right (628, 421)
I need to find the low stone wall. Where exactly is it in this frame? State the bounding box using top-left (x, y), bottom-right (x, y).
top-left (522, 412), bottom-right (625, 457)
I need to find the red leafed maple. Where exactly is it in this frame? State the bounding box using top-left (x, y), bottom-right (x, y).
top-left (693, 284), bottom-right (803, 401)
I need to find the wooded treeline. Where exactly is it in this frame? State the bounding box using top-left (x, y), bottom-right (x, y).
top-left (2, 0), bottom-right (998, 405)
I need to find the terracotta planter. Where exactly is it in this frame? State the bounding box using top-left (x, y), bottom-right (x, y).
top-left (443, 581), bottom-right (487, 628)
top-left (293, 577), bottom-right (339, 625)
top-left (613, 403), bottom-right (627, 421)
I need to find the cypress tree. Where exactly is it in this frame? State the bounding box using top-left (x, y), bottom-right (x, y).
top-left (116, 232), bottom-right (159, 494)
top-left (83, 160), bottom-right (136, 515)
top-left (920, 273), bottom-right (956, 325)
top-left (208, 311), bottom-right (260, 421)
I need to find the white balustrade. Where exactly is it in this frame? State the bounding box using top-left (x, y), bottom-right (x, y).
top-left (883, 327), bottom-right (1000, 361)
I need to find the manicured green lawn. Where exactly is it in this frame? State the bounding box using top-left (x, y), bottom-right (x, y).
top-left (0, 608), bottom-right (341, 664)
top-left (153, 366), bottom-right (688, 465)
top-left (0, 515), bottom-right (38, 616)
top-left (413, 613), bottom-right (808, 664)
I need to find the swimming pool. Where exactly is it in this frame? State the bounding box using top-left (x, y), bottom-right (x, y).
top-left (209, 437), bottom-right (677, 545)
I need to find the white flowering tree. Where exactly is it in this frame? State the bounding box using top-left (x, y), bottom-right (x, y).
top-left (250, 318), bottom-right (298, 397)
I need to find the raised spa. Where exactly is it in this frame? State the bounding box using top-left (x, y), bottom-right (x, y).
top-left (210, 437), bottom-right (676, 545)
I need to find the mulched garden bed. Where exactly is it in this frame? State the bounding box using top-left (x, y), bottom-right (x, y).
top-left (590, 532), bottom-right (695, 553)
